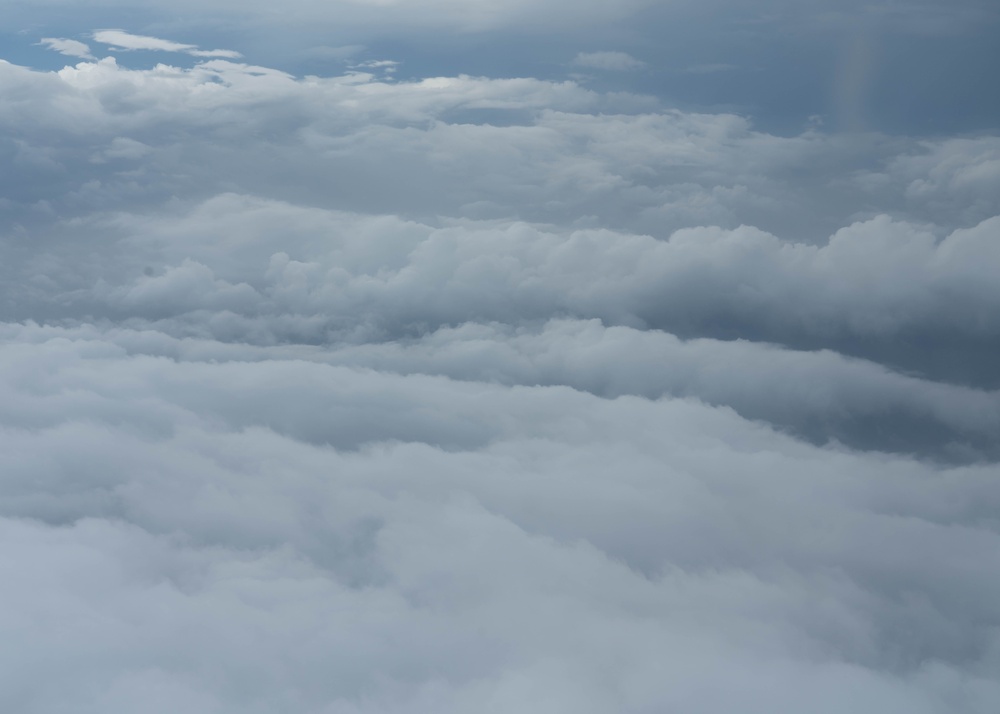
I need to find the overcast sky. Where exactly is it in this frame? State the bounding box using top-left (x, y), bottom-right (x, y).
top-left (2, 2), bottom-right (999, 712)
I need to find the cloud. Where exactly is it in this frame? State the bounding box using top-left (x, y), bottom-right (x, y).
top-left (2, 320), bottom-right (1000, 711)
top-left (1, 54), bottom-right (996, 371)
top-left (21, 192), bottom-right (995, 387)
top-left (0, 33), bottom-right (999, 712)
top-left (92, 29), bottom-right (242, 59)
top-left (38, 37), bottom-right (95, 60)
top-left (859, 137), bottom-right (1000, 227)
top-left (61, 0), bottom-right (667, 33)
top-left (572, 50), bottom-right (645, 70)
top-left (348, 59), bottom-right (400, 77)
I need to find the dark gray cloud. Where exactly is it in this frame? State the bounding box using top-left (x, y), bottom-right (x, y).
top-left (1, 20), bottom-right (999, 713)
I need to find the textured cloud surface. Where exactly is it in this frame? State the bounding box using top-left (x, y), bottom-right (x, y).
top-left (1, 16), bottom-right (999, 714)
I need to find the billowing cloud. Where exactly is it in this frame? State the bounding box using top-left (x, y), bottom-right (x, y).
top-left (2, 318), bottom-right (1000, 712)
top-left (1, 21), bottom-right (998, 713)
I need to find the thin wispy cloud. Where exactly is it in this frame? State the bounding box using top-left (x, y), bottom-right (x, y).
top-left (349, 58), bottom-right (400, 76)
top-left (92, 29), bottom-right (242, 58)
top-left (572, 50), bottom-right (645, 70)
top-left (37, 37), bottom-right (94, 59)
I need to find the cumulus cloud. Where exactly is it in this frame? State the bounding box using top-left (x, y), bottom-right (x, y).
top-left (572, 50), bottom-right (645, 70)
top-left (1, 24), bottom-right (999, 713)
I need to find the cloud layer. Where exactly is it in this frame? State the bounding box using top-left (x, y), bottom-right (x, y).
top-left (1, 31), bottom-right (999, 713)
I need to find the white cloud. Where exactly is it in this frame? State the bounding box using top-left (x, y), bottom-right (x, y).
top-left (572, 50), bottom-right (645, 70)
top-left (93, 28), bottom-right (200, 52)
top-left (38, 37), bottom-right (95, 60)
top-left (348, 59), bottom-right (400, 77)
top-left (92, 29), bottom-right (242, 59)
top-left (1, 320), bottom-right (999, 711)
top-left (0, 39), bottom-right (998, 712)
top-left (352, 59), bottom-right (399, 70)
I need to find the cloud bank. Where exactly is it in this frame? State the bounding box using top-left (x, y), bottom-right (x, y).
top-left (2, 27), bottom-right (999, 713)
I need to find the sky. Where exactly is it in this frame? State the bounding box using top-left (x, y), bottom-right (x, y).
top-left (1, 1), bottom-right (999, 712)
